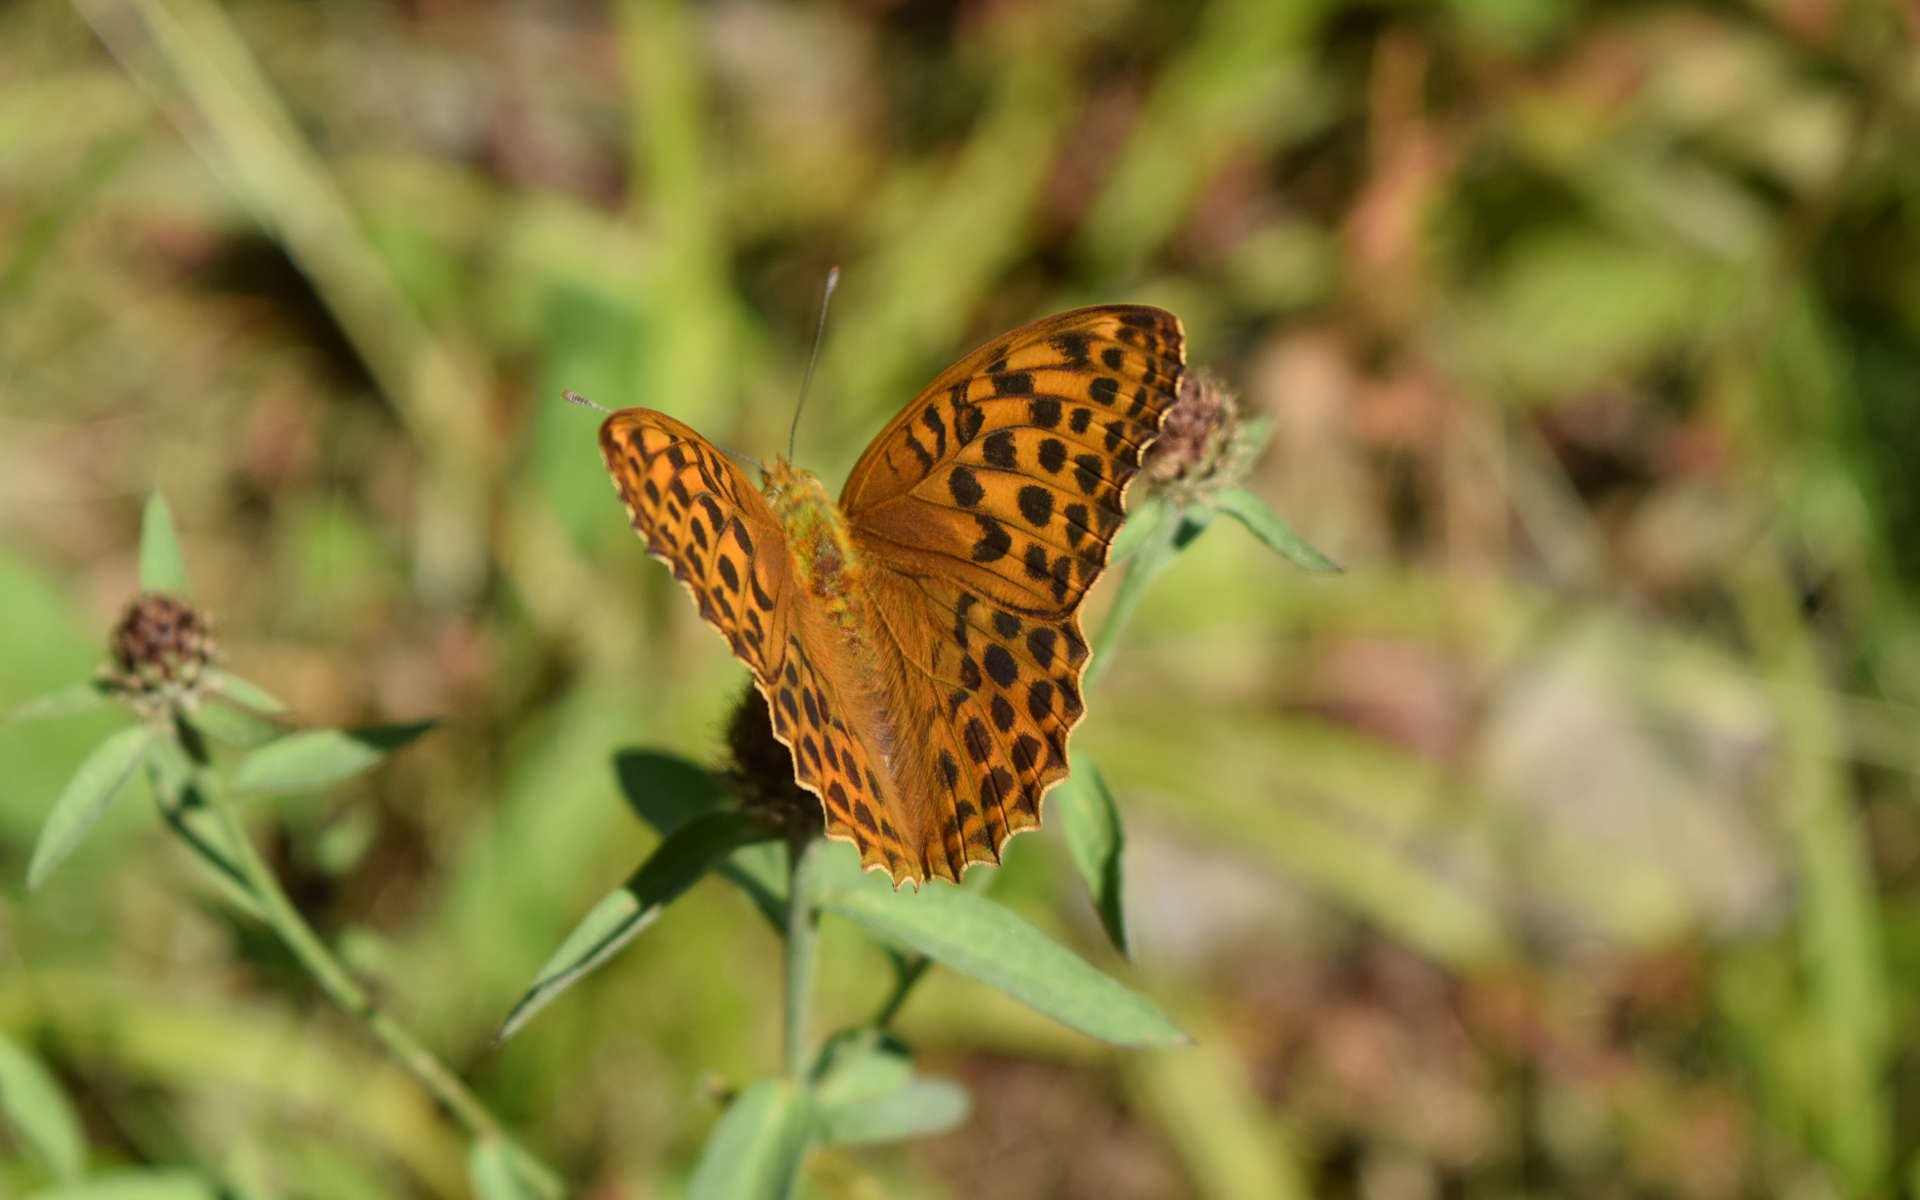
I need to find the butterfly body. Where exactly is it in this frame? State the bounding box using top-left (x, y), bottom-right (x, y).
top-left (597, 305), bottom-right (1186, 885)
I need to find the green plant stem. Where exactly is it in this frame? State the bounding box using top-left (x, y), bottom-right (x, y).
top-left (1084, 518), bottom-right (1180, 693)
top-left (783, 835), bottom-right (822, 1080)
top-left (194, 765), bottom-right (565, 1197)
top-left (872, 956), bottom-right (932, 1030)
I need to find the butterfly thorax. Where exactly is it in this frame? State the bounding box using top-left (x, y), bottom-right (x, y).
top-left (761, 459), bottom-right (863, 625)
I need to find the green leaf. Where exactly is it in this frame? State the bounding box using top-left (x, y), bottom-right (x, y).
top-left (820, 885), bottom-right (1186, 1047)
top-left (810, 1031), bottom-right (969, 1146)
top-left (230, 721), bottom-right (435, 795)
top-left (494, 809), bottom-right (775, 1044)
top-left (138, 492), bottom-right (189, 596)
top-left (615, 748), bottom-right (786, 928)
top-left (685, 1079), bottom-right (814, 1200)
top-left (466, 1138), bottom-right (541, 1200)
top-left (28, 723), bottom-right (159, 889)
top-left (187, 701), bottom-right (284, 749)
top-left (818, 1077), bottom-right (969, 1146)
top-left (26, 1168), bottom-right (219, 1200)
top-left (205, 670), bottom-right (287, 715)
top-left (8, 680), bottom-right (112, 723)
top-left (0, 1032), bottom-right (86, 1182)
top-left (1213, 487), bottom-right (1340, 572)
top-left (1051, 755), bottom-right (1129, 957)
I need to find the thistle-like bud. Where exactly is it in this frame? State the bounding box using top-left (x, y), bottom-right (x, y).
top-left (725, 684), bottom-right (824, 842)
top-left (1145, 368), bottom-right (1246, 501)
top-left (103, 592), bottom-right (212, 714)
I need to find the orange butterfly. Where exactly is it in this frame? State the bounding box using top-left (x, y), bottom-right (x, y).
top-left (597, 306), bottom-right (1185, 885)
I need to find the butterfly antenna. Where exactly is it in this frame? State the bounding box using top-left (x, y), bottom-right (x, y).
top-left (562, 390), bottom-right (611, 415)
top-left (787, 265), bottom-right (840, 461)
top-left (718, 444), bottom-right (769, 475)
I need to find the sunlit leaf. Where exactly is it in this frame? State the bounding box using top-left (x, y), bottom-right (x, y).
top-left (494, 809), bottom-right (774, 1044)
top-left (139, 492), bottom-right (189, 596)
top-left (0, 1032), bottom-right (86, 1182)
top-left (820, 885), bottom-right (1186, 1047)
top-left (1213, 487), bottom-right (1340, 572)
top-left (817, 1077), bottom-right (969, 1146)
top-left (1051, 754), bottom-right (1129, 956)
top-left (810, 1031), bottom-right (969, 1146)
top-left (685, 1079), bottom-right (813, 1200)
top-left (28, 723), bottom-right (159, 889)
top-left (230, 721), bottom-right (435, 795)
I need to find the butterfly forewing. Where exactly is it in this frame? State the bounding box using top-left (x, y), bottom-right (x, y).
top-left (598, 410), bottom-right (921, 880)
top-left (599, 411), bottom-right (794, 679)
top-left (841, 306), bottom-right (1185, 620)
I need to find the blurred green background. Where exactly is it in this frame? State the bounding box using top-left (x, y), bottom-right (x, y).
top-left (4, 0), bottom-right (1920, 1195)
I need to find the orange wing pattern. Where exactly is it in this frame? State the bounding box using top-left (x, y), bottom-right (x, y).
top-left (599, 411), bottom-right (920, 877)
top-left (841, 306), bottom-right (1185, 880)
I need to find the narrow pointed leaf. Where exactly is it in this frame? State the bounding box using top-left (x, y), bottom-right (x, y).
top-left (820, 885), bottom-right (1186, 1047)
top-left (467, 1138), bottom-right (542, 1200)
top-left (231, 720), bottom-right (435, 795)
top-left (28, 724), bottom-right (159, 889)
top-left (1051, 754), bottom-right (1129, 956)
top-left (8, 680), bottom-right (112, 723)
top-left (808, 1032), bottom-right (969, 1146)
top-left (817, 1077), bottom-right (970, 1146)
top-left (494, 809), bottom-right (774, 1043)
top-left (0, 1033), bottom-right (86, 1181)
top-left (1213, 487), bottom-right (1341, 572)
top-left (206, 669), bottom-right (287, 715)
top-left (686, 1079), bottom-right (813, 1200)
top-left (139, 492), bottom-right (189, 595)
top-left (188, 701), bottom-right (284, 749)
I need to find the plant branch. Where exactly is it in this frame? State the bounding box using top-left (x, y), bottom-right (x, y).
top-left (783, 835), bottom-right (823, 1079)
top-left (193, 764), bottom-right (565, 1197)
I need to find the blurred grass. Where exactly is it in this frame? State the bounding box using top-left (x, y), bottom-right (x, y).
top-left (4, 0), bottom-right (1920, 1196)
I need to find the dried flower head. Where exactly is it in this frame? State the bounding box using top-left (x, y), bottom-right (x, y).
top-left (1144, 368), bottom-right (1245, 501)
top-left (103, 592), bottom-right (212, 715)
top-left (725, 684), bottom-right (824, 842)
